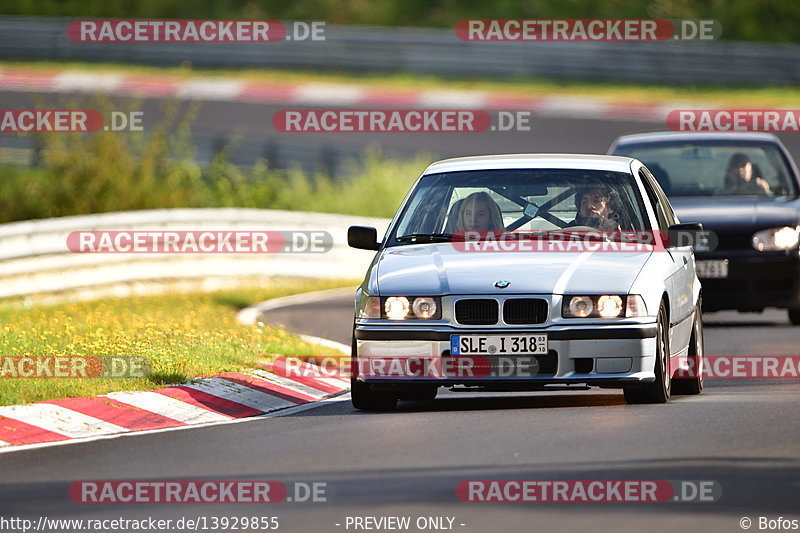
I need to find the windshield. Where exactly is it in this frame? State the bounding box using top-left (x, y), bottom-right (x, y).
top-left (614, 140), bottom-right (798, 197)
top-left (388, 169), bottom-right (649, 246)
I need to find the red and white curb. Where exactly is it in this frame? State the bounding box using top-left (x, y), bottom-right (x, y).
top-left (0, 288), bottom-right (353, 452)
top-left (0, 67), bottom-right (677, 122)
top-left (0, 359), bottom-right (349, 451)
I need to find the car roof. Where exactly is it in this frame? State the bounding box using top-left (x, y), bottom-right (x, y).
top-left (423, 154), bottom-right (636, 175)
top-left (612, 131), bottom-right (781, 145)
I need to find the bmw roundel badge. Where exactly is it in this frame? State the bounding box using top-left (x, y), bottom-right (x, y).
top-left (494, 280), bottom-right (511, 289)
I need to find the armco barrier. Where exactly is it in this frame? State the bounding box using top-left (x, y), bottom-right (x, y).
top-left (0, 16), bottom-right (799, 86)
top-left (0, 209), bottom-right (390, 299)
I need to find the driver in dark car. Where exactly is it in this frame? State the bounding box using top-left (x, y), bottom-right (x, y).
top-left (725, 152), bottom-right (772, 195)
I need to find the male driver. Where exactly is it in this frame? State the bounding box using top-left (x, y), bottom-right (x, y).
top-left (569, 185), bottom-right (622, 230)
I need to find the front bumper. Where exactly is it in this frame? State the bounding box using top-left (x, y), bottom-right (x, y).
top-left (353, 323), bottom-right (658, 389)
top-left (696, 250), bottom-right (800, 311)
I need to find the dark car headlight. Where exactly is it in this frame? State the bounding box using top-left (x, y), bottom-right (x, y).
top-left (358, 296), bottom-right (442, 320)
top-left (562, 295), bottom-right (647, 318)
top-left (752, 226), bottom-right (800, 251)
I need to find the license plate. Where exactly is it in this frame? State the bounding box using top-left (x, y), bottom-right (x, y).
top-left (696, 259), bottom-right (729, 279)
top-left (451, 335), bottom-right (548, 355)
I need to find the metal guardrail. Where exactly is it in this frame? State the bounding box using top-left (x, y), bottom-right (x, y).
top-left (0, 208), bottom-right (389, 299)
top-left (0, 16), bottom-right (799, 86)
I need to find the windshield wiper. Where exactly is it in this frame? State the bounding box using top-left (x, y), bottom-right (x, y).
top-left (395, 233), bottom-right (457, 243)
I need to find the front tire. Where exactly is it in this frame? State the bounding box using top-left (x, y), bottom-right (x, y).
top-left (789, 309), bottom-right (800, 325)
top-left (624, 302), bottom-right (671, 404)
top-left (673, 301), bottom-right (704, 395)
top-left (351, 379), bottom-right (398, 411)
top-left (350, 332), bottom-right (398, 411)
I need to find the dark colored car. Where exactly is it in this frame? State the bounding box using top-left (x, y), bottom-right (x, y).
top-left (609, 132), bottom-right (800, 324)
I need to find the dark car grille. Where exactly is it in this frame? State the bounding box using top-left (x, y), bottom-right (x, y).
top-left (455, 299), bottom-right (499, 325)
top-left (703, 278), bottom-right (792, 294)
top-left (715, 232), bottom-right (752, 251)
top-left (503, 298), bottom-right (548, 325)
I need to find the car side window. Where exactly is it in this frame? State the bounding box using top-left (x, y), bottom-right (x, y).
top-left (639, 169), bottom-right (670, 231)
top-left (394, 182), bottom-right (451, 237)
top-left (642, 167), bottom-right (677, 226)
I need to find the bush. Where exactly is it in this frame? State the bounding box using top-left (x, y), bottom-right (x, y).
top-left (0, 100), bottom-right (430, 222)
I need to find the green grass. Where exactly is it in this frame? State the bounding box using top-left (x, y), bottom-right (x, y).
top-left (5, 59), bottom-right (800, 107)
top-left (0, 277), bottom-right (355, 406)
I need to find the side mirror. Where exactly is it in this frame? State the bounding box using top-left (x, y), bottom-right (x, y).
top-left (348, 226), bottom-right (380, 251)
top-left (667, 222), bottom-right (706, 248)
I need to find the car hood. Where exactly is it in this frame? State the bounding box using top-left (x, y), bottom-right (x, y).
top-left (375, 243), bottom-right (652, 295)
top-left (670, 196), bottom-right (800, 231)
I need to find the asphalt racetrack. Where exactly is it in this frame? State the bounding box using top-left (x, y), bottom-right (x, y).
top-left (0, 91), bottom-right (798, 533)
top-left (0, 291), bottom-right (798, 533)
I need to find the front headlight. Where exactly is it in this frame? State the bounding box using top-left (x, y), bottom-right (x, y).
top-left (562, 295), bottom-right (647, 318)
top-left (385, 296), bottom-right (441, 319)
top-left (411, 297), bottom-right (438, 319)
top-left (567, 296), bottom-right (593, 317)
top-left (753, 226), bottom-right (800, 251)
top-left (597, 295), bottom-right (623, 318)
top-left (358, 295), bottom-right (442, 320)
top-left (385, 297), bottom-right (410, 320)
